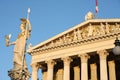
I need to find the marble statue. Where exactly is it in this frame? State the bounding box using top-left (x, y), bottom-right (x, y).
top-left (115, 23), bottom-right (120, 32)
top-left (85, 12), bottom-right (94, 20)
top-left (88, 24), bottom-right (93, 37)
top-left (99, 23), bottom-right (105, 35)
top-left (105, 22), bottom-right (110, 34)
top-left (5, 18), bottom-right (31, 80)
top-left (77, 28), bottom-right (82, 40)
top-left (6, 18), bottom-right (31, 70)
top-left (73, 30), bottom-right (78, 41)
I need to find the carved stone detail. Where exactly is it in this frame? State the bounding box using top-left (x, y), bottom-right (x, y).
top-left (30, 22), bottom-right (120, 55)
top-left (78, 54), bottom-right (90, 63)
top-left (62, 57), bottom-right (73, 66)
top-left (97, 50), bottom-right (109, 60)
top-left (46, 60), bottom-right (56, 69)
top-left (31, 63), bottom-right (39, 71)
top-left (8, 68), bottom-right (30, 80)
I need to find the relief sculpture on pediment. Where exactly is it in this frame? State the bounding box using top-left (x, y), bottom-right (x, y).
top-left (44, 22), bottom-right (120, 49)
top-left (114, 23), bottom-right (120, 32)
top-left (73, 30), bottom-right (78, 41)
top-left (66, 34), bottom-right (72, 43)
top-left (93, 26), bottom-right (100, 36)
top-left (81, 27), bottom-right (88, 38)
top-left (105, 23), bottom-right (110, 34)
top-left (59, 37), bottom-right (63, 44)
top-left (63, 35), bottom-right (67, 43)
top-left (73, 29), bottom-right (83, 41)
top-left (77, 28), bottom-right (82, 40)
top-left (99, 23), bottom-right (105, 35)
top-left (88, 24), bottom-right (93, 37)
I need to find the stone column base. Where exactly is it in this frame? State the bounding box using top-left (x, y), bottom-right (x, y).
top-left (8, 68), bottom-right (31, 80)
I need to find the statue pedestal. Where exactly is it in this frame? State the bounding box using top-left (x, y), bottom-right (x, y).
top-left (8, 68), bottom-right (30, 80)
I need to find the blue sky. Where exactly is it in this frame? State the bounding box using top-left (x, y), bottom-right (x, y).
top-left (0, 0), bottom-right (120, 80)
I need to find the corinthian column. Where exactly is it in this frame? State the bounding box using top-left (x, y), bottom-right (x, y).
top-left (31, 63), bottom-right (39, 80)
top-left (79, 54), bottom-right (89, 80)
top-left (62, 57), bottom-right (72, 80)
top-left (46, 60), bottom-right (56, 80)
top-left (97, 50), bottom-right (109, 80)
top-left (108, 61), bottom-right (116, 80)
top-left (90, 63), bottom-right (97, 80)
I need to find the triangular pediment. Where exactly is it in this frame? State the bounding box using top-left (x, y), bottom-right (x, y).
top-left (28, 19), bottom-right (120, 54)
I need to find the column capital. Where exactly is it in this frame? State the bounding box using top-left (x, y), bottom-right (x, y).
top-left (45, 59), bottom-right (56, 69)
top-left (62, 57), bottom-right (73, 66)
top-left (97, 49), bottom-right (109, 60)
top-left (31, 62), bottom-right (39, 71)
top-left (78, 54), bottom-right (90, 63)
top-left (31, 62), bottom-right (39, 80)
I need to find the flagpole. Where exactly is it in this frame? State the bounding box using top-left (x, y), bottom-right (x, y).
top-left (95, 11), bottom-right (98, 19)
top-left (95, 0), bottom-right (98, 19)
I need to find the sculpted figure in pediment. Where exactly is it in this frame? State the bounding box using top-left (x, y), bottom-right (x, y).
top-left (73, 30), bottom-right (78, 41)
top-left (115, 23), bottom-right (120, 32)
top-left (66, 34), bottom-right (72, 43)
top-left (92, 26), bottom-right (99, 36)
top-left (108, 25), bottom-right (116, 33)
top-left (81, 27), bottom-right (88, 38)
top-left (99, 23), bottom-right (105, 35)
top-left (88, 24), bottom-right (93, 37)
top-left (63, 35), bottom-right (67, 43)
top-left (59, 37), bottom-right (63, 44)
top-left (77, 28), bottom-right (82, 40)
top-left (105, 23), bottom-right (110, 34)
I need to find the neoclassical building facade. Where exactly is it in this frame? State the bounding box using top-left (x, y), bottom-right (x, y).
top-left (27, 13), bottom-right (120, 80)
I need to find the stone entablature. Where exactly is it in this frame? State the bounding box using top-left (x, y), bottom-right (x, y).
top-left (28, 19), bottom-right (120, 55)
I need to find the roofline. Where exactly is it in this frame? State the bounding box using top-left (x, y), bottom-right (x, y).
top-left (27, 18), bottom-right (120, 53)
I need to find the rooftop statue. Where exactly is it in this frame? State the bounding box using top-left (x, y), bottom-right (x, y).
top-left (85, 12), bottom-right (94, 20)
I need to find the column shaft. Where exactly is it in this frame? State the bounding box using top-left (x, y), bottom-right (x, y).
top-left (46, 60), bottom-right (56, 80)
top-left (90, 63), bottom-right (97, 80)
top-left (31, 63), bottom-right (39, 80)
top-left (62, 57), bottom-right (72, 80)
top-left (108, 61), bottom-right (116, 80)
top-left (56, 69), bottom-right (63, 80)
top-left (97, 50), bottom-right (108, 80)
top-left (79, 54), bottom-right (89, 80)
top-left (42, 71), bottom-right (47, 80)
top-left (74, 66), bottom-right (80, 80)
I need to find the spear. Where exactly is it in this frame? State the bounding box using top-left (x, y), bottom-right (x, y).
top-left (21, 8), bottom-right (31, 80)
top-left (27, 8), bottom-right (30, 20)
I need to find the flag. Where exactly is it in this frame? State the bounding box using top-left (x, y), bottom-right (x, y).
top-left (96, 0), bottom-right (98, 13)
